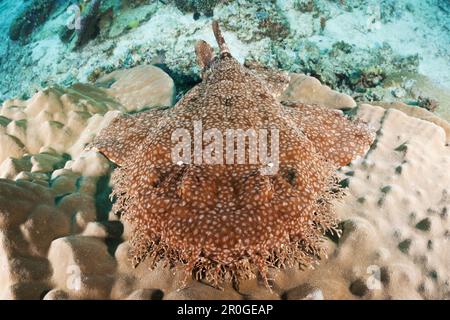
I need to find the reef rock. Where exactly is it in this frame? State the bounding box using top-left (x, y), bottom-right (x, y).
top-left (0, 148), bottom-right (112, 299)
top-left (0, 59), bottom-right (449, 299)
top-left (8, 0), bottom-right (56, 42)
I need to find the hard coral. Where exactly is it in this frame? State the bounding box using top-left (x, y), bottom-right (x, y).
top-left (90, 22), bottom-right (374, 288)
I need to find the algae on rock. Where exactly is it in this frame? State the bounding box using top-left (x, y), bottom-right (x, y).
top-left (9, 0), bottom-right (56, 42)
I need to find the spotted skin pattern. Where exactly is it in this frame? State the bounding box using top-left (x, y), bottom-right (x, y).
top-left (89, 22), bottom-right (375, 289)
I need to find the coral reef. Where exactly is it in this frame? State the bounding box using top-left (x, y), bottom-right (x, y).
top-left (0, 59), bottom-right (449, 299)
top-left (0, 0), bottom-right (449, 301)
top-left (0, 65), bottom-right (175, 165)
top-left (0, 89), bottom-right (118, 298)
top-left (0, 65), bottom-right (175, 299)
top-left (366, 101), bottom-right (450, 144)
top-left (1, 0), bottom-right (448, 106)
top-left (59, 0), bottom-right (103, 50)
top-left (218, 0), bottom-right (291, 42)
top-left (96, 65), bottom-right (176, 111)
top-left (273, 40), bottom-right (419, 100)
top-left (8, 0), bottom-right (56, 42)
top-left (326, 103), bottom-right (450, 299)
top-left (0, 150), bottom-right (114, 299)
top-left (124, 0), bottom-right (152, 9)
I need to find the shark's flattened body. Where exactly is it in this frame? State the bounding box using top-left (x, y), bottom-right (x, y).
top-left (90, 21), bottom-right (375, 289)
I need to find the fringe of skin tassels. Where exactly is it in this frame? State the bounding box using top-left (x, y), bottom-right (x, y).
top-left (110, 162), bottom-right (344, 291)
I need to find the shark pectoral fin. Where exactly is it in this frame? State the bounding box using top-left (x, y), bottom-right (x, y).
top-left (88, 108), bottom-right (167, 166)
top-left (282, 101), bottom-right (375, 166)
top-left (245, 61), bottom-right (290, 99)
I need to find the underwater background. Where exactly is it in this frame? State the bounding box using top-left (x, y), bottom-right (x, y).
top-left (0, 0), bottom-right (450, 300)
top-left (0, 0), bottom-right (449, 119)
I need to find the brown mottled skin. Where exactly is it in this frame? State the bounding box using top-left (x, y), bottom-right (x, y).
top-left (90, 21), bottom-right (375, 289)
